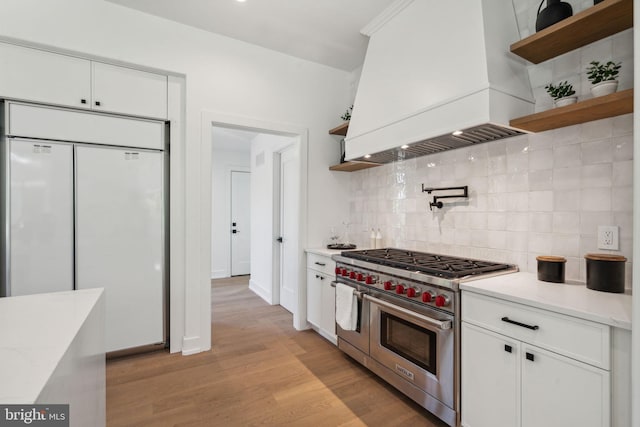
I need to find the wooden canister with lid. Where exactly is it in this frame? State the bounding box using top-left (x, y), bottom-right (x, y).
top-left (584, 253), bottom-right (627, 293)
top-left (536, 256), bottom-right (566, 283)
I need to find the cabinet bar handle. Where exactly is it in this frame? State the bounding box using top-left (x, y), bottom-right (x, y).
top-left (504, 344), bottom-right (512, 353)
top-left (526, 352), bottom-right (535, 362)
top-left (501, 317), bottom-right (539, 330)
top-left (80, 99), bottom-right (87, 104)
top-left (315, 262), bottom-right (326, 266)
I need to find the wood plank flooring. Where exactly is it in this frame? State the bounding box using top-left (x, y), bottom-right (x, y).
top-left (106, 276), bottom-right (448, 426)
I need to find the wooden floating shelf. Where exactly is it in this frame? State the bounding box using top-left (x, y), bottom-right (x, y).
top-left (510, 0), bottom-right (632, 64)
top-left (328, 121), bottom-right (349, 136)
top-left (329, 161), bottom-right (381, 172)
top-left (510, 88), bottom-right (633, 133)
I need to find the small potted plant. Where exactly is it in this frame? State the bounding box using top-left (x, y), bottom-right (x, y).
top-left (545, 81), bottom-right (577, 107)
top-left (586, 60), bottom-right (621, 97)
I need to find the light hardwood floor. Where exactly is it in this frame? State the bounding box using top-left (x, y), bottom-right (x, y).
top-left (106, 276), bottom-right (448, 426)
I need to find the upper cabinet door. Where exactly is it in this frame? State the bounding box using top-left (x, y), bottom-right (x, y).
top-left (92, 62), bottom-right (168, 119)
top-left (0, 42), bottom-right (91, 108)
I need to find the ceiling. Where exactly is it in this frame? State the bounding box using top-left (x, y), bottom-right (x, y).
top-left (105, 0), bottom-right (396, 71)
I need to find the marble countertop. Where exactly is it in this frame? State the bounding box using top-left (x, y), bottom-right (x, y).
top-left (0, 288), bottom-right (104, 403)
top-left (461, 272), bottom-right (632, 330)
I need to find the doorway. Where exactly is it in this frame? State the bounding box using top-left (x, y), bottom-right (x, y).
top-left (206, 116), bottom-right (307, 331)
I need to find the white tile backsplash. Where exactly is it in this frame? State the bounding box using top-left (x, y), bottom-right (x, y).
top-left (347, 114), bottom-right (633, 286)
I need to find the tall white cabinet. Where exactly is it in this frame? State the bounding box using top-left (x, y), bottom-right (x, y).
top-left (9, 140), bottom-right (75, 296)
top-left (75, 146), bottom-right (164, 351)
top-left (2, 102), bottom-right (166, 353)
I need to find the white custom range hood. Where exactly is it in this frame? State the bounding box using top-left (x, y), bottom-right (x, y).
top-left (345, 0), bottom-right (534, 163)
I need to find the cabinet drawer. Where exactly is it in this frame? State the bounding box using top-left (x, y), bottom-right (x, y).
top-left (306, 253), bottom-right (335, 276)
top-left (462, 292), bottom-right (610, 369)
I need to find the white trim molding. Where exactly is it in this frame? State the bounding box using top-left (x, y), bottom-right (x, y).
top-left (361, 0), bottom-right (415, 36)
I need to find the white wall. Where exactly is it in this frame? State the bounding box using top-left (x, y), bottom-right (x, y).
top-left (0, 0), bottom-right (352, 354)
top-left (211, 149), bottom-right (251, 279)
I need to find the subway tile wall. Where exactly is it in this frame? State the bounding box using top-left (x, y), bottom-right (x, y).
top-left (348, 114), bottom-right (633, 286)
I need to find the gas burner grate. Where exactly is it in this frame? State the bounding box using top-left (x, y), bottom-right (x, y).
top-left (341, 248), bottom-right (513, 279)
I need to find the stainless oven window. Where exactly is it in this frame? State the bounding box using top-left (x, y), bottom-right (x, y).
top-left (380, 311), bottom-right (437, 375)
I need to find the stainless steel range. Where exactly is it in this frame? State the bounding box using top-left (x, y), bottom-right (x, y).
top-left (332, 248), bottom-right (517, 427)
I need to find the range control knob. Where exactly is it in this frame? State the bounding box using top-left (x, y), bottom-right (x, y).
top-left (349, 271), bottom-right (356, 279)
top-left (435, 295), bottom-right (451, 307)
top-left (422, 291), bottom-right (435, 303)
top-left (341, 268), bottom-right (349, 277)
top-left (406, 288), bottom-right (420, 298)
top-left (365, 275), bottom-right (376, 285)
top-left (384, 281), bottom-right (395, 290)
top-left (335, 267), bottom-right (341, 274)
top-left (356, 273), bottom-right (364, 282)
top-left (396, 284), bottom-right (405, 294)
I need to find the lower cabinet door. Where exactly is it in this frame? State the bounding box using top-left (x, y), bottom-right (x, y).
top-left (320, 274), bottom-right (336, 339)
top-left (461, 322), bottom-right (520, 427)
top-left (306, 269), bottom-right (321, 327)
top-left (521, 343), bottom-right (610, 427)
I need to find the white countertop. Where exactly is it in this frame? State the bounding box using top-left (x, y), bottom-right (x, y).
top-left (0, 288), bottom-right (104, 403)
top-left (461, 272), bottom-right (632, 330)
top-left (305, 247), bottom-right (358, 257)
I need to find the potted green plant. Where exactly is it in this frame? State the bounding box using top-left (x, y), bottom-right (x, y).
top-left (545, 81), bottom-right (577, 107)
top-left (586, 60), bottom-right (621, 97)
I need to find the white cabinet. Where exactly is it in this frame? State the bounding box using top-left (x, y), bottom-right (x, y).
top-left (91, 62), bottom-right (167, 119)
top-left (0, 42), bottom-right (167, 119)
top-left (461, 323), bottom-right (519, 427)
top-left (0, 42), bottom-right (91, 108)
top-left (306, 252), bottom-right (337, 344)
top-left (462, 291), bottom-right (610, 427)
top-left (521, 343), bottom-right (609, 427)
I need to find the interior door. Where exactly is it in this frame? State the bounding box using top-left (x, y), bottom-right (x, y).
top-left (75, 145), bottom-right (164, 352)
top-left (278, 146), bottom-right (299, 313)
top-left (7, 139), bottom-right (74, 296)
top-left (230, 170), bottom-right (250, 276)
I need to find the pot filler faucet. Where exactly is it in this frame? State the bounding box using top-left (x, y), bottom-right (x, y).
top-left (422, 185), bottom-right (469, 211)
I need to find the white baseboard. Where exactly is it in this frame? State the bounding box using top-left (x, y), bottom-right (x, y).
top-left (181, 336), bottom-right (201, 356)
top-left (249, 279), bottom-right (272, 304)
top-left (211, 269), bottom-right (228, 279)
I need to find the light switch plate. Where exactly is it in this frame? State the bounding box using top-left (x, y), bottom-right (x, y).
top-left (597, 225), bottom-right (619, 250)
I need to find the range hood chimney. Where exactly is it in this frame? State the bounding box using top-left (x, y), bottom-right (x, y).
top-left (345, 0), bottom-right (534, 163)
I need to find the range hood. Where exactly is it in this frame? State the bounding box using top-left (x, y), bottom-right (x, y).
top-left (345, 0), bottom-right (534, 163)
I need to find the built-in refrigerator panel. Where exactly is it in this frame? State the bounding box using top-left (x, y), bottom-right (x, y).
top-left (75, 145), bottom-right (164, 352)
top-left (7, 138), bottom-right (74, 296)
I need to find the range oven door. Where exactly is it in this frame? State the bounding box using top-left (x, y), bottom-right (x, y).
top-left (367, 294), bottom-right (454, 408)
top-left (333, 281), bottom-right (369, 355)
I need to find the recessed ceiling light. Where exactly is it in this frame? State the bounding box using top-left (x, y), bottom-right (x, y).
top-left (452, 130), bottom-right (463, 136)
top-left (401, 144), bottom-right (410, 149)
top-left (364, 154), bottom-right (371, 159)
top-left (236, 0), bottom-right (246, 2)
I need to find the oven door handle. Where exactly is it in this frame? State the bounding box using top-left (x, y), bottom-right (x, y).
top-left (364, 294), bottom-right (452, 331)
top-left (330, 281), bottom-right (364, 300)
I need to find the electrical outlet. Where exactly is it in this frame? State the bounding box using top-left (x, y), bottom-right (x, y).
top-left (597, 225), bottom-right (619, 250)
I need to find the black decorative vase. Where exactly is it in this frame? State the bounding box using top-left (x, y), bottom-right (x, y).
top-left (536, 0), bottom-right (573, 32)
